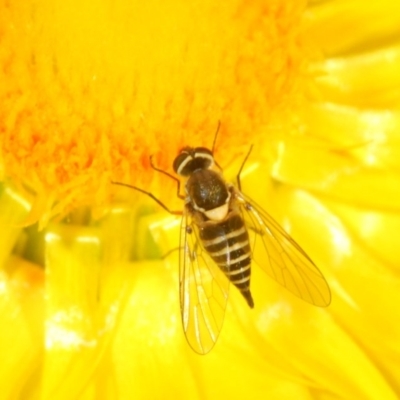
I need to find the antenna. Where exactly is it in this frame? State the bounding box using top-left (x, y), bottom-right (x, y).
top-left (211, 120), bottom-right (221, 155)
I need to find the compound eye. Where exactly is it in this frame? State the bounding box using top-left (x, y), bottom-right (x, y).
top-left (173, 151), bottom-right (192, 176)
top-left (194, 147), bottom-right (214, 169)
top-left (194, 147), bottom-right (213, 157)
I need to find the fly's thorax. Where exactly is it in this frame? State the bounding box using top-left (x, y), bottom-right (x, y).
top-left (186, 169), bottom-right (231, 221)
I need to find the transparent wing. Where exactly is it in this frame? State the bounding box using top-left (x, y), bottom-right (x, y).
top-left (236, 191), bottom-right (331, 307)
top-left (179, 208), bottom-right (230, 354)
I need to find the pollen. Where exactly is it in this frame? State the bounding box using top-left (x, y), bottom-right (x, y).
top-left (0, 0), bottom-right (311, 225)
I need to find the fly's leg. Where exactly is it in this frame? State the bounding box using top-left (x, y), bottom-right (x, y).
top-left (111, 156), bottom-right (183, 215)
top-left (236, 144), bottom-right (254, 191)
top-left (149, 155), bottom-right (185, 201)
top-left (161, 246), bottom-right (182, 259)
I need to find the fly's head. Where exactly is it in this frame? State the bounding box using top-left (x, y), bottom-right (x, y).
top-left (173, 147), bottom-right (214, 177)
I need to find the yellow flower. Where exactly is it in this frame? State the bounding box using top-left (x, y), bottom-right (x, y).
top-left (1, 0), bottom-right (399, 399)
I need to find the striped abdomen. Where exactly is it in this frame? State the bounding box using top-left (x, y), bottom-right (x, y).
top-left (199, 212), bottom-right (254, 308)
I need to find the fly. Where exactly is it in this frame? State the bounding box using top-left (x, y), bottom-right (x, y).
top-left (112, 125), bottom-right (331, 354)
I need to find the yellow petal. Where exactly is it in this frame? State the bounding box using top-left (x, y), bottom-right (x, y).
top-left (1, 0), bottom-right (400, 398)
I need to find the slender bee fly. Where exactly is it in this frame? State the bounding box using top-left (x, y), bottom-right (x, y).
top-left (112, 124), bottom-right (331, 354)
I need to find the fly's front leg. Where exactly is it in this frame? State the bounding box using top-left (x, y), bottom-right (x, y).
top-left (112, 155), bottom-right (184, 215)
top-left (150, 155), bottom-right (185, 200)
top-left (236, 145), bottom-right (254, 191)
